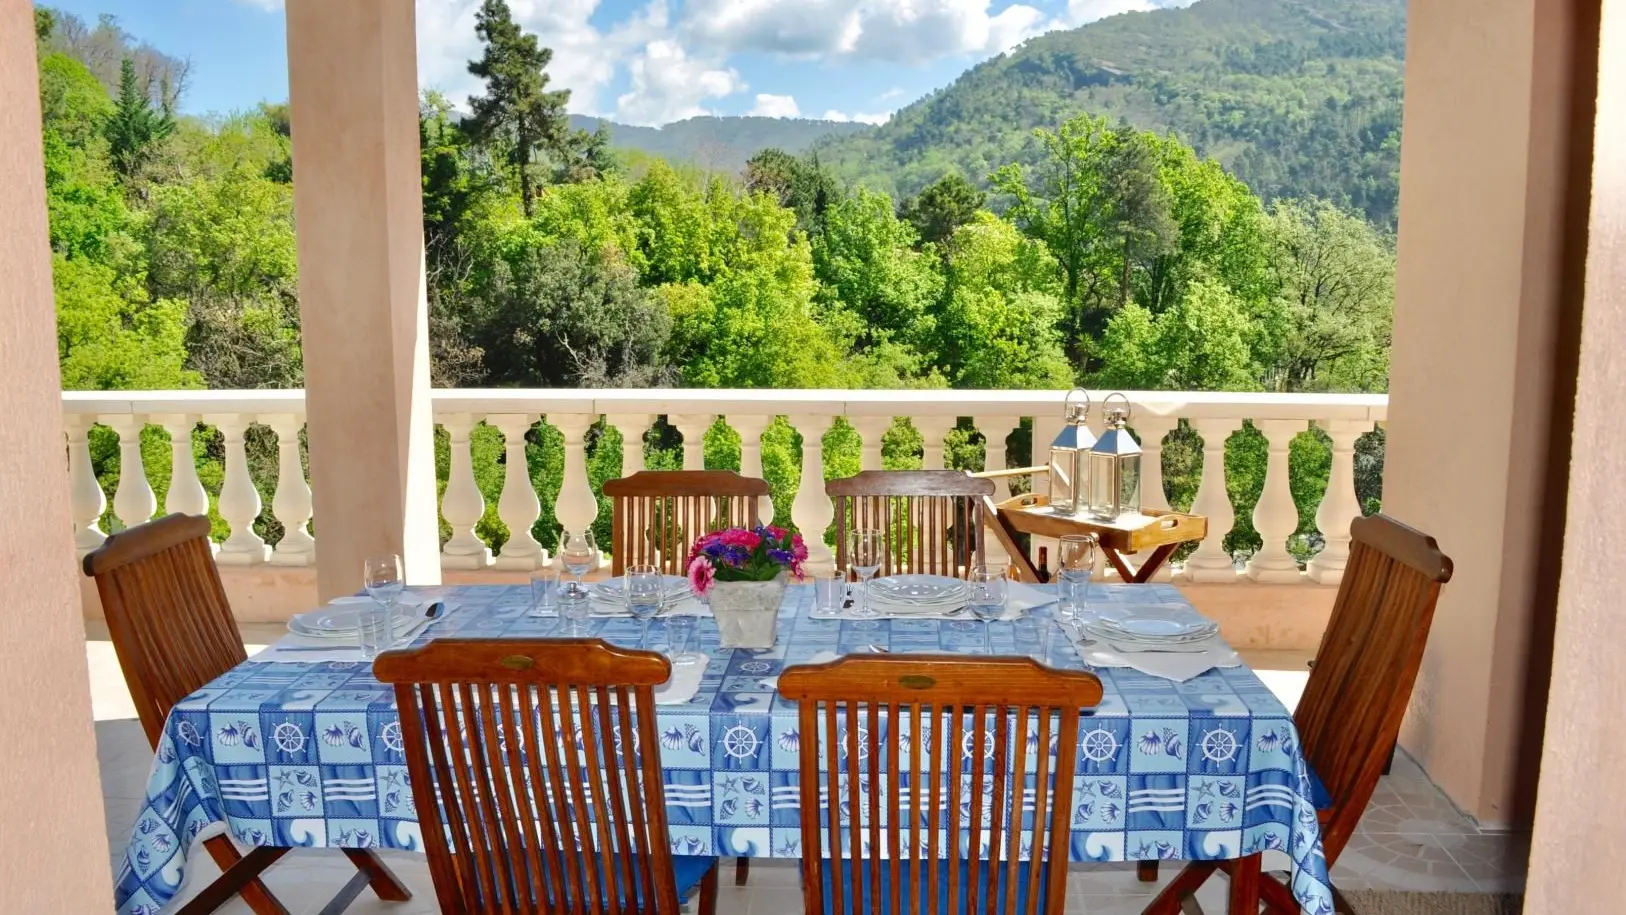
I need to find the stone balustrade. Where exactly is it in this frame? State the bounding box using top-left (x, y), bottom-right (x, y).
top-left (62, 388), bottom-right (1387, 587)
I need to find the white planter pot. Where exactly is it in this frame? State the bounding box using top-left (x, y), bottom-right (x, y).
top-left (709, 574), bottom-right (787, 649)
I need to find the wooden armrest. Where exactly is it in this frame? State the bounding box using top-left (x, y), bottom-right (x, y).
top-left (970, 465), bottom-right (1050, 480)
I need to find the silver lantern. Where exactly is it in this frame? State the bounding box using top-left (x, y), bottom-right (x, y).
top-left (1088, 393), bottom-right (1142, 521)
top-left (1048, 389), bottom-right (1095, 515)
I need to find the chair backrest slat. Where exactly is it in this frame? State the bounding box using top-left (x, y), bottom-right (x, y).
top-left (604, 471), bottom-right (771, 576)
top-left (1294, 514), bottom-right (1453, 860)
top-left (375, 639), bottom-right (681, 915)
top-left (779, 655), bottom-right (1102, 915)
top-left (828, 471), bottom-right (996, 578)
top-left (83, 514), bottom-right (246, 749)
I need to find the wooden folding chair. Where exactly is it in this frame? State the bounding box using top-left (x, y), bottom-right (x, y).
top-left (828, 470), bottom-right (996, 577)
top-left (604, 470), bottom-right (770, 576)
top-left (1143, 514), bottom-right (1454, 914)
top-left (373, 639), bottom-right (720, 915)
top-left (84, 514), bottom-right (411, 915)
top-left (778, 655), bottom-right (1104, 915)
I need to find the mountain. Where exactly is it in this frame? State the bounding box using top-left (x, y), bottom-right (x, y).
top-left (813, 0), bottom-right (1406, 225)
top-left (571, 115), bottom-right (871, 174)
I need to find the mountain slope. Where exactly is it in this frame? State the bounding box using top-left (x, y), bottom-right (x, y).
top-left (571, 115), bottom-right (869, 173)
top-left (815, 0), bottom-right (1406, 225)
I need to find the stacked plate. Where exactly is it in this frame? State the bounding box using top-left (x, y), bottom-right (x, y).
top-left (288, 597), bottom-right (420, 640)
top-left (589, 575), bottom-right (691, 613)
top-left (1084, 609), bottom-right (1219, 652)
top-left (865, 574), bottom-right (969, 616)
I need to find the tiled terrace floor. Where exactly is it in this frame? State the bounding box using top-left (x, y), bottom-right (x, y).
top-left (91, 627), bottom-right (1528, 914)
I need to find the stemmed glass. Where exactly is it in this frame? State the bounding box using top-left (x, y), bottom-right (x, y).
top-left (1057, 534), bottom-right (1096, 623)
top-left (361, 554), bottom-right (404, 659)
top-left (625, 564), bottom-right (664, 647)
top-left (847, 529), bottom-right (885, 618)
top-left (968, 566), bottom-right (1008, 643)
top-left (558, 529), bottom-right (597, 597)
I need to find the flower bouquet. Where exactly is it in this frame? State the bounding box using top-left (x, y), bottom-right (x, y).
top-left (687, 526), bottom-right (807, 649)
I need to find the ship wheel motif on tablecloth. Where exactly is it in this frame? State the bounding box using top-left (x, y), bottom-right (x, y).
top-left (722, 725), bottom-right (760, 760)
top-left (1200, 727), bottom-right (1239, 764)
top-left (1080, 727), bottom-right (1119, 763)
top-left (379, 721), bottom-right (405, 754)
top-left (272, 722), bottom-right (306, 754)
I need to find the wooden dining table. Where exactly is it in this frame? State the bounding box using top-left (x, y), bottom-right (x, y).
top-left (114, 582), bottom-right (1332, 915)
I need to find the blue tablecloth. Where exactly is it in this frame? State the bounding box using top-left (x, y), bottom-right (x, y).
top-left (115, 583), bottom-right (1333, 915)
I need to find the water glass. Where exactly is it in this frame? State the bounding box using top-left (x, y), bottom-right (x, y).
top-left (362, 554), bottom-right (404, 659)
top-left (813, 572), bottom-right (848, 614)
top-left (529, 568), bottom-right (561, 617)
top-left (968, 566), bottom-right (1007, 633)
top-left (1057, 534), bottom-right (1096, 621)
top-left (665, 614), bottom-right (701, 666)
top-left (1012, 617), bottom-right (1051, 665)
top-left (847, 529), bottom-right (885, 618)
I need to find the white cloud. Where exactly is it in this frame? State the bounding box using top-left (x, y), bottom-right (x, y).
top-left (749, 93), bottom-right (803, 118)
top-left (232, 0), bottom-right (282, 9)
top-left (878, 87), bottom-right (909, 102)
top-left (683, 0), bottom-right (1046, 65)
top-left (822, 109), bottom-right (891, 125)
top-left (1054, 0), bottom-right (1198, 29)
top-left (615, 40), bottom-right (746, 126)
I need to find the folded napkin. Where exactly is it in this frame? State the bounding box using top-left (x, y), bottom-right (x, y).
top-left (252, 599), bottom-right (442, 663)
top-left (654, 658), bottom-right (707, 705)
top-left (1079, 641), bottom-right (1241, 682)
top-left (1007, 581), bottom-right (1058, 613)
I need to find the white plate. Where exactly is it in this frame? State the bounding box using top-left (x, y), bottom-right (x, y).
top-left (1106, 616), bottom-right (1212, 637)
top-left (288, 605), bottom-right (418, 639)
top-left (591, 575), bottom-right (690, 600)
top-left (869, 575), bottom-right (968, 600)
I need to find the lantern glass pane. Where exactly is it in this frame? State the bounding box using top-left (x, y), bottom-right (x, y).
top-left (1089, 451), bottom-right (1117, 518)
top-left (1050, 445), bottom-right (1075, 512)
top-left (1119, 453), bottom-right (1141, 516)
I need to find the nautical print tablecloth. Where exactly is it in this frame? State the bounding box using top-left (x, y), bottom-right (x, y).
top-left (116, 583), bottom-right (1332, 915)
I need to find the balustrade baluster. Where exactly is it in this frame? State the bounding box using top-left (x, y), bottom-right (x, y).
top-left (1306, 419), bottom-right (1374, 585)
top-left (915, 416), bottom-right (957, 470)
top-left (438, 413), bottom-right (492, 569)
top-left (103, 415), bottom-right (156, 531)
top-left (64, 415), bottom-right (106, 556)
top-left (202, 413), bottom-right (269, 564)
top-left (1246, 420), bottom-right (1310, 582)
top-left (265, 414), bottom-right (316, 566)
top-left (788, 414), bottom-right (837, 573)
top-left (606, 413), bottom-right (653, 478)
top-left (1182, 417), bottom-right (1242, 583)
top-left (150, 414), bottom-right (208, 521)
top-left (671, 413), bottom-right (715, 471)
top-left (972, 415), bottom-right (1020, 567)
top-left (849, 416), bottom-right (891, 472)
top-left (490, 413), bottom-right (544, 570)
top-left (552, 413), bottom-right (601, 570)
top-left (731, 414), bottom-right (776, 523)
top-left (1129, 414), bottom-right (1180, 582)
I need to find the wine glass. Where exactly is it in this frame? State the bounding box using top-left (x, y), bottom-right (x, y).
top-left (968, 566), bottom-right (1007, 643)
top-left (558, 529), bottom-right (597, 596)
top-left (1057, 534), bottom-right (1096, 623)
top-left (362, 554), bottom-right (404, 659)
top-left (847, 528), bottom-right (885, 619)
top-left (625, 564), bottom-right (664, 647)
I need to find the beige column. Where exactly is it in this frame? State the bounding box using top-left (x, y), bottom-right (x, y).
top-left (1526, 0), bottom-right (1621, 908)
top-left (287, 0), bottom-right (440, 598)
top-left (0, 5), bottom-right (113, 909)
top-left (1383, 0), bottom-right (1593, 827)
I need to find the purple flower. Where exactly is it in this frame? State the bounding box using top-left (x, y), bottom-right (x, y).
top-left (768, 549), bottom-right (794, 565)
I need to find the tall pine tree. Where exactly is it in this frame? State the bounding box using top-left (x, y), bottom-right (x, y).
top-left (463, 0), bottom-right (571, 217)
top-left (105, 56), bottom-right (174, 183)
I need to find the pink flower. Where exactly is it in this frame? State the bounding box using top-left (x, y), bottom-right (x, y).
top-left (718, 529), bottom-right (762, 551)
top-left (790, 533), bottom-right (809, 562)
top-left (687, 556), bottom-right (715, 596)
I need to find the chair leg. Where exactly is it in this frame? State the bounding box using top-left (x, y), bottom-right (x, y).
top-left (1257, 872), bottom-right (1301, 915)
top-left (698, 862), bottom-right (721, 915)
top-left (1331, 884), bottom-right (1356, 914)
top-left (1227, 854), bottom-right (1261, 914)
top-left (340, 848), bottom-right (413, 901)
top-left (735, 856), bottom-right (750, 886)
top-left (1143, 861), bottom-right (1219, 915)
top-left (1138, 859), bottom-right (1160, 882)
top-left (200, 835), bottom-right (290, 915)
top-left (177, 846), bottom-right (290, 915)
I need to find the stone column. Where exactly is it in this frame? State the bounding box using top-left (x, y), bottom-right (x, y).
top-left (1306, 419), bottom-right (1373, 585)
top-left (287, 0), bottom-right (440, 598)
top-left (0, 5), bottom-right (113, 906)
top-left (849, 416), bottom-right (891, 472)
top-left (731, 414), bottom-right (776, 523)
top-left (1384, 0), bottom-right (1596, 828)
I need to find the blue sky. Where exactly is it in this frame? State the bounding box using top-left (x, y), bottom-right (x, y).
top-left (42, 0), bottom-right (1191, 126)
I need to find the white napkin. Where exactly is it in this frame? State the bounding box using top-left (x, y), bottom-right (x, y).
top-left (252, 599), bottom-right (439, 662)
top-left (1080, 643), bottom-right (1242, 682)
top-left (654, 659), bottom-right (706, 705)
top-left (1007, 582), bottom-right (1057, 613)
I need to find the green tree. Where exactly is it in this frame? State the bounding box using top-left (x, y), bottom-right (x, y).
top-left (54, 254), bottom-right (198, 390)
top-left (812, 188), bottom-right (942, 361)
top-left (1094, 280), bottom-right (1262, 391)
top-left (463, 0), bottom-right (571, 217)
top-left (742, 148), bottom-right (842, 237)
top-left (934, 213), bottom-right (1071, 388)
top-left (898, 172), bottom-right (985, 247)
top-left (105, 56), bottom-right (174, 184)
